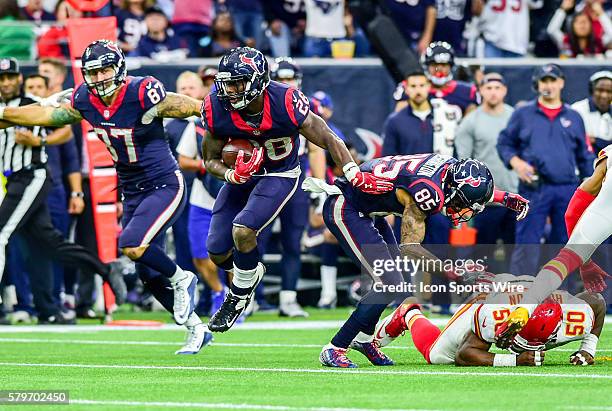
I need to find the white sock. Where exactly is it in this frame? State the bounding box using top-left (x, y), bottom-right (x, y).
top-left (232, 264), bottom-right (258, 292)
top-left (280, 290), bottom-right (297, 305)
top-left (354, 332), bottom-right (374, 344)
top-left (185, 312), bottom-right (203, 327)
top-left (320, 265), bottom-right (337, 299)
top-left (169, 265), bottom-right (187, 283)
top-left (404, 309), bottom-right (422, 328)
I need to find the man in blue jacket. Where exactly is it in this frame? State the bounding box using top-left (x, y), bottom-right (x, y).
top-left (497, 64), bottom-right (594, 275)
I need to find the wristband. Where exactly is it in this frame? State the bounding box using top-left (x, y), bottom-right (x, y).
top-left (0, 106), bottom-right (4, 120)
top-left (224, 169), bottom-right (237, 184)
top-left (493, 354), bottom-right (517, 367)
top-left (342, 162), bottom-right (359, 181)
top-left (579, 333), bottom-right (598, 357)
top-left (70, 191), bottom-right (84, 198)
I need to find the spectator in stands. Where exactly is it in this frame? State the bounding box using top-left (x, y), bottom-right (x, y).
top-left (198, 11), bottom-right (243, 57)
top-left (131, 6), bottom-right (186, 59)
top-left (310, 91), bottom-right (346, 140)
top-left (303, 0), bottom-right (346, 57)
top-left (172, 0), bottom-right (214, 57)
top-left (497, 64), bottom-right (594, 275)
top-left (116, 0), bottom-right (152, 54)
top-left (547, 0), bottom-right (611, 57)
top-left (20, 0), bottom-right (55, 24)
top-left (455, 73), bottom-right (518, 258)
top-left (571, 71), bottom-right (611, 154)
top-left (198, 65), bottom-right (217, 90)
top-left (0, 0), bottom-right (35, 60)
top-left (384, 0), bottom-right (437, 54)
top-left (37, 0), bottom-right (82, 59)
top-left (224, 0), bottom-right (263, 48)
top-left (433, 0), bottom-right (482, 56)
top-left (263, 0), bottom-right (307, 57)
top-left (480, 0), bottom-right (539, 57)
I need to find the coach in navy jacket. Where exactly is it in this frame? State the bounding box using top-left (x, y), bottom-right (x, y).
top-left (497, 64), bottom-right (594, 275)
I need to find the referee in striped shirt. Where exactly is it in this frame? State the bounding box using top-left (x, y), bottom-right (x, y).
top-left (0, 58), bottom-right (125, 322)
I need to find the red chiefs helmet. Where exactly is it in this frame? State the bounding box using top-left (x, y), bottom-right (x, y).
top-left (510, 299), bottom-right (562, 353)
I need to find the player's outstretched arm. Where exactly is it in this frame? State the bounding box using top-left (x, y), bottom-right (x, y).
top-left (0, 103), bottom-right (82, 127)
top-left (154, 92), bottom-right (202, 119)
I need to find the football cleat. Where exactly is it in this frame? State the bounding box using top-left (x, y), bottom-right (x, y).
top-left (172, 271), bottom-right (198, 325)
top-left (350, 341), bottom-right (394, 366)
top-left (175, 323), bottom-right (213, 355)
top-left (317, 296), bottom-right (337, 309)
top-left (209, 264), bottom-right (265, 332)
top-left (385, 299), bottom-right (422, 339)
top-left (319, 343), bottom-right (357, 368)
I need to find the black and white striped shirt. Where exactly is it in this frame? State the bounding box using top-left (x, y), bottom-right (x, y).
top-left (0, 95), bottom-right (47, 176)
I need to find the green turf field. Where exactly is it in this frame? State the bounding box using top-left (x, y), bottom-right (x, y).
top-left (0, 309), bottom-right (610, 411)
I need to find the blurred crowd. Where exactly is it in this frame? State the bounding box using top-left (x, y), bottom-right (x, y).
top-left (0, 0), bottom-right (611, 61)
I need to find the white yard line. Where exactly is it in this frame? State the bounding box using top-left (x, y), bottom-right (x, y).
top-left (1, 316), bottom-right (610, 334)
top-left (0, 362), bottom-right (610, 379)
top-left (70, 399), bottom-right (439, 411)
top-left (0, 337), bottom-right (609, 353)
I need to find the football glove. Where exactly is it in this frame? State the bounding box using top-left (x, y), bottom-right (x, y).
top-left (495, 306), bottom-right (529, 349)
top-left (343, 162), bottom-right (394, 195)
top-left (570, 350), bottom-right (594, 366)
top-left (496, 191), bottom-right (529, 220)
top-left (579, 260), bottom-right (610, 293)
top-left (40, 88), bottom-right (73, 108)
top-left (225, 148), bottom-right (264, 184)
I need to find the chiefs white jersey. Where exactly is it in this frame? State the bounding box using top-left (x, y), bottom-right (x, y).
top-left (473, 289), bottom-right (594, 348)
top-left (479, 0), bottom-right (535, 55)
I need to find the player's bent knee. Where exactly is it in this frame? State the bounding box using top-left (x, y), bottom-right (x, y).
top-left (209, 251), bottom-right (234, 271)
top-left (232, 225), bottom-right (256, 252)
top-left (122, 245), bottom-right (148, 260)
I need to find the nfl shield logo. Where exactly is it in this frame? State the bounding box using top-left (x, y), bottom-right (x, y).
top-left (0, 60), bottom-right (9, 70)
top-left (252, 130), bottom-right (261, 136)
top-left (104, 110), bottom-right (110, 118)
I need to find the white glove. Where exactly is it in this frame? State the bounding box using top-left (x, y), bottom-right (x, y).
top-left (39, 88), bottom-right (74, 108)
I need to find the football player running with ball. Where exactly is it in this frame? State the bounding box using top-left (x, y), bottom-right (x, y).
top-left (496, 145), bottom-right (612, 349)
top-left (201, 47), bottom-right (392, 332)
top-left (0, 40), bottom-right (212, 354)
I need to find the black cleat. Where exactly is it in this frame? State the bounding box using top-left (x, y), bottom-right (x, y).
top-left (208, 292), bottom-right (249, 332)
top-left (208, 263), bottom-right (265, 332)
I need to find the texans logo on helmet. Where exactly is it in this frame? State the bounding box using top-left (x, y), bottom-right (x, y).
top-left (455, 175), bottom-right (487, 188)
top-left (240, 54), bottom-right (263, 75)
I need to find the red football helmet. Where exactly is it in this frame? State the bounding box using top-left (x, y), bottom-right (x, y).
top-left (510, 299), bottom-right (562, 353)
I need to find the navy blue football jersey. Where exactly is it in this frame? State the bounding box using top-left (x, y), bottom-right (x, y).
top-left (336, 153), bottom-right (456, 216)
top-left (202, 80), bottom-right (309, 173)
top-left (394, 80), bottom-right (479, 113)
top-left (72, 76), bottom-right (179, 191)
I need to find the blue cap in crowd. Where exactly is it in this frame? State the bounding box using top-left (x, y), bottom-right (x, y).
top-left (533, 64), bottom-right (565, 82)
top-left (311, 91), bottom-right (333, 110)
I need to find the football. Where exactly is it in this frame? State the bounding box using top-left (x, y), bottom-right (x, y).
top-left (222, 139), bottom-right (254, 168)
